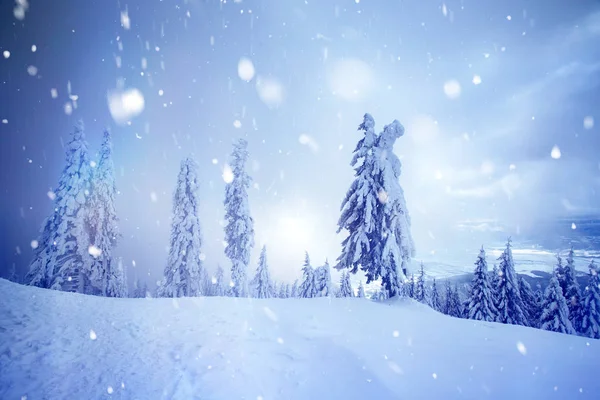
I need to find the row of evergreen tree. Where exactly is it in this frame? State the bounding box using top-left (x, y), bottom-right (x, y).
top-left (396, 240), bottom-right (600, 339)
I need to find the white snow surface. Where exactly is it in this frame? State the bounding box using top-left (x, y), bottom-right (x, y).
top-left (1, 278), bottom-right (599, 399)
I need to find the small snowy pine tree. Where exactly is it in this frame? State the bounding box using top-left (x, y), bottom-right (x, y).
top-left (466, 247), bottom-right (498, 322)
top-left (563, 246), bottom-right (582, 332)
top-left (495, 238), bottom-right (529, 326)
top-left (106, 257), bottom-right (127, 298)
top-left (429, 278), bottom-right (442, 312)
top-left (214, 265), bottom-right (227, 297)
top-left (314, 260), bottom-right (333, 297)
top-left (278, 284), bottom-right (287, 298)
top-left (224, 139), bottom-right (255, 298)
top-left (540, 271), bottom-right (575, 334)
top-left (357, 281), bottom-right (366, 298)
top-left (159, 157), bottom-right (204, 298)
top-left (253, 245), bottom-right (273, 299)
top-left (291, 279), bottom-right (299, 298)
top-left (415, 262), bottom-right (426, 302)
top-left (580, 261), bottom-right (600, 339)
top-left (339, 271), bottom-right (354, 297)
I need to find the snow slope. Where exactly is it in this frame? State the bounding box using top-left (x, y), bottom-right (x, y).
top-left (1, 279), bottom-right (598, 400)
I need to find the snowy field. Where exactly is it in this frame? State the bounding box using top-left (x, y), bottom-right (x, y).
top-left (1, 279), bottom-right (599, 400)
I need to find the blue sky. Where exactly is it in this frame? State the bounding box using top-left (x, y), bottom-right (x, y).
top-left (1, 0), bottom-right (599, 286)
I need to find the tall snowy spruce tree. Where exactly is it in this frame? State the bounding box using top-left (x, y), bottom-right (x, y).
top-left (159, 157), bottom-right (204, 298)
top-left (443, 282), bottom-right (462, 317)
top-left (580, 261), bottom-right (600, 339)
top-left (85, 129), bottom-right (120, 296)
top-left (495, 238), bottom-right (529, 326)
top-left (540, 270), bottom-right (575, 334)
top-left (563, 246), bottom-right (582, 331)
top-left (555, 253), bottom-right (566, 292)
top-left (339, 271), bottom-right (354, 297)
top-left (253, 246), bottom-right (273, 299)
top-left (25, 121), bottom-right (93, 292)
top-left (466, 247), bottom-right (498, 322)
top-left (336, 114), bottom-right (415, 298)
top-left (415, 262), bottom-right (426, 302)
top-left (429, 278), bottom-right (442, 312)
top-left (224, 139), bottom-right (255, 298)
top-left (299, 252), bottom-right (317, 298)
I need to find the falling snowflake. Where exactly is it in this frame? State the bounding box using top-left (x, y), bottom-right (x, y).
top-left (50, 88), bottom-right (58, 98)
top-left (550, 145), bottom-right (561, 159)
top-left (158, 89), bottom-right (164, 96)
top-left (432, 373), bottom-right (438, 379)
top-left (212, 158), bottom-right (218, 164)
top-left (443, 80), bottom-right (461, 99)
top-left (27, 65), bottom-right (38, 76)
top-left (120, 10), bottom-right (130, 30)
top-left (516, 341), bottom-right (527, 355)
top-left (64, 102), bottom-right (73, 115)
top-left (89, 329), bottom-right (97, 340)
top-left (107, 88), bottom-right (145, 124)
top-left (256, 76), bottom-right (284, 108)
top-left (277, 337), bottom-right (284, 344)
top-left (572, 223), bottom-right (577, 230)
top-left (237, 57), bottom-right (255, 82)
top-left (1, 119), bottom-right (7, 124)
top-left (222, 164), bottom-right (234, 183)
top-left (107, 386), bottom-right (114, 394)
top-left (47, 191), bottom-right (56, 200)
top-left (2, 50), bottom-right (10, 59)
top-left (233, 120), bottom-right (242, 128)
top-left (31, 44), bottom-right (36, 52)
top-left (472, 75), bottom-right (482, 85)
top-left (30, 240), bottom-right (39, 249)
top-left (392, 330), bottom-right (400, 337)
top-left (150, 192), bottom-right (158, 202)
top-left (509, 164), bottom-right (516, 171)
top-left (298, 134), bottom-right (319, 153)
top-left (583, 116), bottom-right (594, 129)
top-left (90, 161), bottom-right (97, 168)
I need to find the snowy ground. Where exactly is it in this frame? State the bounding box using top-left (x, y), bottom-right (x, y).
top-left (1, 279), bottom-right (599, 400)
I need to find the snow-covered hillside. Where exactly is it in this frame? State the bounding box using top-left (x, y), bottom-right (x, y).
top-left (1, 279), bottom-right (598, 400)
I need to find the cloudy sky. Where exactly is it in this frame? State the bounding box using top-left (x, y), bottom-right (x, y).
top-left (1, 0), bottom-right (599, 286)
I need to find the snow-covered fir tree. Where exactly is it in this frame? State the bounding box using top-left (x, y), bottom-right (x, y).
top-left (201, 268), bottom-right (212, 296)
top-left (272, 281), bottom-right (279, 297)
top-left (376, 284), bottom-right (388, 301)
top-left (495, 238), bottom-right (529, 326)
top-left (285, 284), bottom-right (291, 298)
top-left (540, 271), bottom-right (575, 334)
top-left (336, 115), bottom-right (415, 298)
top-left (357, 281), bottom-right (366, 298)
top-left (84, 129), bottom-right (120, 296)
top-left (429, 278), bottom-right (442, 312)
top-left (466, 247), bottom-right (498, 322)
top-left (314, 260), bottom-right (333, 297)
top-left (415, 263), bottom-right (426, 302)
top-left (518, 276), bottom-right (540, 327)
top-left (563, 246), bottom-right (582, 331)
top-left (253, 245), bottom-right (273, 299)
top-left (406, 274), bottom-right (415, 298)
top-left (106, 257), bottom-right (127, 298)
top-left (339, 271), bottom-right (354, 297)
top-left (224, 139), bottom-right (255, 298)
top-left (158, 157), bottom-right (204, 298)
top-left (580, 261), bottom-right (600, 339)
top-left (290, 279), bottom-right (299, 298)
top-left (299, 252), bottom-right (317, 298)
top-left (25, 121), bottom-right (93, 293)
top-left (213, 265), bottom-right (227, 297)
top-left (371, 120), bottom-right (415, 296)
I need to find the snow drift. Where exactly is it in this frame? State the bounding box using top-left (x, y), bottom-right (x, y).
top-left (0, 278), bottom-right (598, 399)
